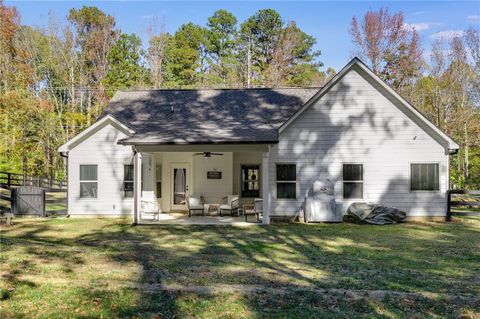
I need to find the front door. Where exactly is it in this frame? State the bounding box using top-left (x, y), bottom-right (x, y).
top-left (171, 164), bottom-right (190, 210)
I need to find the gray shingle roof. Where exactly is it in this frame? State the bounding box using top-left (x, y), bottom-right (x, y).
top-left (103, 88), bottom-right (320, 144)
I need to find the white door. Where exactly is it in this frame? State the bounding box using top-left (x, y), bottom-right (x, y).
top-left (171, 164), bottom-right (190, 210)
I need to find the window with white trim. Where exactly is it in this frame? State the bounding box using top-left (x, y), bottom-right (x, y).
top-left (343, 164), bottom-right (363, 199)
top-left (80, 165), bottom-right (97, 198)
top-left (124, 165), bottom-right (134, 198)
top-left (276, 164), bottom-right (296, 199)
top-left (411, 163), bottom-right (439, 191)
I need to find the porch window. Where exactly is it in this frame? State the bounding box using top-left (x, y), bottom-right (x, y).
top-left (411, 163), bottom-right (439, 191)
top-left (343, 164), bottom-right (363, 199)
top-left (241, 165), bottom-right (260, 198)
top-left (80, 165), bottom-right (97, 198)
top-left (276, 164), bottom-right (296, 199)
top-left (124, 165), bottom-right (134, 198)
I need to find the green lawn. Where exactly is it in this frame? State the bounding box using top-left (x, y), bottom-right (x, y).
top-left (1, 217), bottom-right (479, 319)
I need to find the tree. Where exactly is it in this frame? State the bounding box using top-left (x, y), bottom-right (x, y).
top-left (103, 33), bottom-right (149, 91)
top-left (239, 9), bottom-right (322, 87)
top-left (0, 1), bottom-right (33, 92)
top-left (206, 9), bottom-right (238, 86)
top-left (68, 6), bottom-right (119, 89)
top-left (265, 21), bottom-right (322, 86)
top-left (350, 7), bottom-right (423, 94)
top-left (147, 32), bottom-right (169, 89)
top-left (240, 9), bottom-right (283, 85)
top-left (465, 27), bottom-right (480, 70)
top-left (163, 23), bottom-right (207, 87)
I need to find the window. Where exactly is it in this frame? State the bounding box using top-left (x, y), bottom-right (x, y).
top-left (343, 164), bottom-right (363, 199)
top-left (124, 165), bottom-right (134, 198)
top-left (80, 165), bottom-right (97, 198)
top-left (411, 163), bottom-right (439, 191)
top-left (276, 164), bottom-right (296, 199)
top-left (241, 165), bottom-right (260, 197)
top-left (156, 164), bottom-right (162, 198)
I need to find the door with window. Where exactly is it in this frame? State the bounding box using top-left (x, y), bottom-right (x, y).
top-left (241, 165), bottom-right (260, 198)
top-left (171, 164), bottom-right (190, 210)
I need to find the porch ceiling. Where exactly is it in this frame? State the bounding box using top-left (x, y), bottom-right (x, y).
top-left (134, 143), bottom-right (271, 153)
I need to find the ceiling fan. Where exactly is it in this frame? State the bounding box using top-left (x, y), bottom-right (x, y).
top-left (193, 152), bottom-right (224, 158)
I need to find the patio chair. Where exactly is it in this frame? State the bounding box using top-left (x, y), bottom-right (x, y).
top-left (244, 198), bottom-right (263, 222)
top-left (219, 195), bottom-right (239, 216)
top-left (141, 191), bottom-right (160, 221)
top-left (187, 195), bottom-right (204, 217)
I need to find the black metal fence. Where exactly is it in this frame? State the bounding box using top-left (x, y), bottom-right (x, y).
top-left (0, 171), bottom-right (67, 216)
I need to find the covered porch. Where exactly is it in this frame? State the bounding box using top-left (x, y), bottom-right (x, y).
top-left (130, 144), bottom-right (272, 225)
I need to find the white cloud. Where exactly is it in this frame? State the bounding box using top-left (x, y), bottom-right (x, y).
top-left (431, 30), bottom-right (465, 40)
top-left (467, 15), bottom-right (480, 21)
top-left (404, 22), bottom-right (443, 31)
top-left (411, 11), bottom-right (426, 16)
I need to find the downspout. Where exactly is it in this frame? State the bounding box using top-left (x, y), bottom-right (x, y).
top-left (60, 151), bottom-right (69, 217)
top-left (448, 149), bottom-right (459, 155)
top-left (447, 147), bottom-right (459, 222)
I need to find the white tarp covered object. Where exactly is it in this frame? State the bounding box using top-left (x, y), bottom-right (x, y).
top-left (303, 179), bottom-right (342, 222)
top-left (345, 202), bottom-right (407, 225)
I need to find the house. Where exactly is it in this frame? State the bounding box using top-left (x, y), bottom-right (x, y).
top-left (58, 58), bottom-right (459, 224)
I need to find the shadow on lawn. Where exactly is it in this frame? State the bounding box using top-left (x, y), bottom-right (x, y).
top-left (2, 219), bottom-right (479, 318)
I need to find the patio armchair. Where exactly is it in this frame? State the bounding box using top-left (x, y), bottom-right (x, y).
top-left (219, 195), bottom-right (240, 216)
top-left (244, 198), bottom-right (263, 222)
top-left (187, 195), bottom-right (204, 217)
top-left (141, 191), bottom-right (160, 221)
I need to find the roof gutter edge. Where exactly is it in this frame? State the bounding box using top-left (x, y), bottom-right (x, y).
top-left (117, 139), bottom-right (279, 146)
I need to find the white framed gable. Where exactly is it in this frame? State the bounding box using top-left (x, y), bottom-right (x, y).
top-left (58, 115), bottom-right (134, 153)
top-left (279, 58), bottom-right (459, 153)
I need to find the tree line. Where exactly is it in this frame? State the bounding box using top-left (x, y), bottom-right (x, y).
top-left (0, 2), bottom-right (478, 188)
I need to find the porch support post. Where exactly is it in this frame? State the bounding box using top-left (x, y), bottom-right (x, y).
top-left (262, 151), bottom-right (271, 225)
top-left (133, 150), bottom-right (142, 224)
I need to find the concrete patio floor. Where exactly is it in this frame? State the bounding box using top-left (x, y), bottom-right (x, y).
top-left (140, 212), bottom-right (261, 226)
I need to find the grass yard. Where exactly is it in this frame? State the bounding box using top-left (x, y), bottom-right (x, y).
top-left (0, 217), bottom-right (479, 319)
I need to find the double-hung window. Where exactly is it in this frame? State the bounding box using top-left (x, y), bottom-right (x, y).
top-left (276, 164), bottom-right (296, 199)
top-left (411, 163), bottom-right (439, 191)
top-left (343, 164), bottom-right (363, 199)
top-left (80, 165), bottom-right (98, 198)
top-left (124, 165), bottom-right (134, 198)
top-left (241, 165), bottom-right (260, 197)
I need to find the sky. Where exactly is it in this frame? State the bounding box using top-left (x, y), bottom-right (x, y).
top-left (5, 0), bottom-right (480, 71)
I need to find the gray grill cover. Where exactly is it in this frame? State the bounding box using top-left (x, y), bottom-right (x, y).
top-left (345, 202), bottom-right (407, 225)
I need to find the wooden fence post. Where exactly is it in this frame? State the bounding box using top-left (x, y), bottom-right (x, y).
top-left (42, 189), bottom-right (46, 217)
top-left (11, 188), bottom-right (17, 215)
top-left (7, 173), bottom-right (11, 188)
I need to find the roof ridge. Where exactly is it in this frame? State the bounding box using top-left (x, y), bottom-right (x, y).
top-left (117, 87), bottom-right (322, 93)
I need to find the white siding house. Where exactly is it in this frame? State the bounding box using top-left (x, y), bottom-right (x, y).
top-left (59, 58), bottom-right (458, 222)
top-left (269, 65), bottom-right (449, 218)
